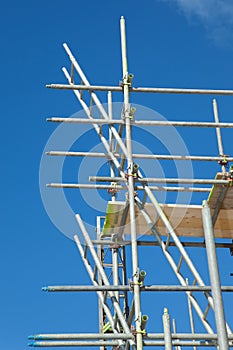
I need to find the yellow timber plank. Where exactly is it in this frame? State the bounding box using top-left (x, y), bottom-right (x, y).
top-left (208, 172), bottom-right (233, 209)
top-left (102, 201), bottom-right (233, 238)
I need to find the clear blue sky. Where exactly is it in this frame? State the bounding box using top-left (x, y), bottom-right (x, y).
top-left (1, 1), bottom-right (233, 349)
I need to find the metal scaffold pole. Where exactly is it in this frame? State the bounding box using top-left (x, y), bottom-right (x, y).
top-left (120, 15), bottom-right (143, 350)
top-left (202, 200), bottom-right (229, 350)
top-left (162, 309), bottom-right (172, 350)
top-left (46, 83), bottom-right (233, 95)
top-left (213, 99), bottom-right (227, 173)
top-left (47, 117), bottom-right (233, 128)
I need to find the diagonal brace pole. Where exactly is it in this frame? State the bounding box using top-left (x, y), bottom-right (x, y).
top-left (63, 43), bottom-right (129, 158)
top-left (75, 215), bottom-right (135, 347)
top-left (134, 196), bottom-right (214, 334)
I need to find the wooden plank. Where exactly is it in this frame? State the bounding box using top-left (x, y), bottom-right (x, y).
top-left (208, 172), bottom-right (233, 209)
top-left (102, 201), bottom-right (233, 238)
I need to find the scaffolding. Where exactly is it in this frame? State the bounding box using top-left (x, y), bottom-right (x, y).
top-left (30, 17), bottom-right (233, 349)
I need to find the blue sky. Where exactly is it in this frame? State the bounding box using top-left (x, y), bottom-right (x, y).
top-left (1, 1), bottom-right (233, 349)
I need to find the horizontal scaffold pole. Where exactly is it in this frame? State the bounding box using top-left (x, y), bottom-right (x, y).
top-left (47, 117), bottom-right (233, 128)
top-left (29, 334), bottom-right (133, 340)
top-left (46, 83), bottom-right (233, 96)
top-left (46, 151), bottom-right (233, 162)
top-left (27, 340), bottom-right (232, 347)
top-left (46, 183), bottom-right (210, 192)
top-left (90, 240), bottom-right (233, 249)
top-left (28, 341), bottom-right (119, 347)
top-left (142, 341), bottom-right (231, 347)
top-left (89, 176), bottom-right (229, 185)
top-left (42, 285), bottom-right (233, 292)
top-left (29, 332), bottom-right (233, 341)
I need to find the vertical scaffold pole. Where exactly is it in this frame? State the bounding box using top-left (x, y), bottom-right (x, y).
top-left (120, 16), bottom-right (142, 350)
top-left (202, 200), bottom-right (229, 350)
top-left (112, 247), bottom-right (119, 303)
top-left (162, 308), bottom-right (172, 350)
top-left (108, 91), bottom-right (116, 201)
top-left (186, 278), bottom-right (196, 350)
top-left (96, 216), bottom-right (105, 347)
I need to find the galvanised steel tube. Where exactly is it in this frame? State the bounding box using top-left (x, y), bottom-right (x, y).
top-left (108, 90), bottom-right (116, 201)
top-left (29, 333), bottom-right (233, 340)
top-left (162, 309), bottom-right (172, 350)
top-left (47, 117), bottom-right (233, 128)
top-left (90, 240), bottom-right (233, 249)
top-left (42, 285), bottom-right (233, 292)
top-left (46, 183), bottom-right (210, 192)
top-left (46, 150), bottom-right (233, 162)
top-left (143, 341), bottom-right (226, 347)
top-left (28, 340), bottom-right (233, 347)
top-left (47, 183), bottom-right (124, 189)
top-left (89, 176), bottom-right (229, 185)
top-left (112, 247), bottom-right (119, 302)
top-left (28, 341), bottom-right (119, 347)
top-left (202, 200), bottom-right (230, 348)
top-left (146, 333), bottom-right (233, 340)
top-left (213, 99), bottom-right (224, 155)
top-left (47, 117), bottom-right (123, 124)
top-left (186, 278), bottom-right (196, 347)
top-left (29, 334), bottom-right (133, 340)
top-left (46, 84), bottom-right (122, 91)
top-left (120, 15), bottom-right (143, 350)
top-left (213, 99), bottom-right (226, 173)
top-left (46, 83), bottom-right (233, 96)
